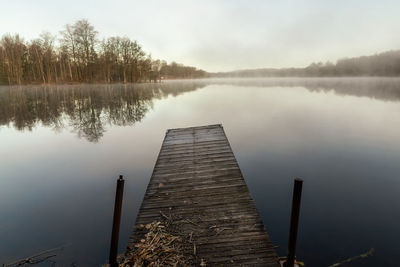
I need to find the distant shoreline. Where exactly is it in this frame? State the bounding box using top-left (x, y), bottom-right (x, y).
top-left (2, 75), bottom-right (400, 86)
top-left (212, 50), bottom-right (400, 78)
top-left (2, 76), bottom-right (400, 88)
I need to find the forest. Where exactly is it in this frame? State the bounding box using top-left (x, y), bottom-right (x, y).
top-left (0, 19), bottom-right (207, 85)
top-left (2, 19), bottom-right (399, 85)
top-left (215, 50), bottom-right (400, 77)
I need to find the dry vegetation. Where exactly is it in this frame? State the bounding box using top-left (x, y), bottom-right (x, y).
top-left (120, 222), bottom-right (187, 267)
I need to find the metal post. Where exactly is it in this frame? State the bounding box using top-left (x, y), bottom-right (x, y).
top-left (109, 175), bottom-right (125, 267)
top-left (285, 178), bottom-right (303, 267)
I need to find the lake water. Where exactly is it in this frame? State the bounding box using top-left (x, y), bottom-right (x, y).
top-left (1, 78), bottom-right (400, 266)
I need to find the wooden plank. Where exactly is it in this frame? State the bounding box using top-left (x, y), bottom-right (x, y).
top-left (127, 124), bottom-right (280, 266)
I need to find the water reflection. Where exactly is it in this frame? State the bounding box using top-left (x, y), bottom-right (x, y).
top-left (0, 82), bottom-right (205, 142)
top-left (1, 78), bottom-right (400, 142)
top-left (195, 77), bottom-right (400, 102)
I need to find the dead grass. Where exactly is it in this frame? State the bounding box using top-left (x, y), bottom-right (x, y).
top-left (120, 222), bottom-right (186, 267)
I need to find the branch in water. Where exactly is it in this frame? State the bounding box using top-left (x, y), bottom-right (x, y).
top-left (329, 248), bottom-right (375, 267)
top-left (3, 245), bottom-right (68, 267)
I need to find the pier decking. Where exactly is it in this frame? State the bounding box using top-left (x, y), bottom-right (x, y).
top-left (127, 124), bottom-right (280, 266)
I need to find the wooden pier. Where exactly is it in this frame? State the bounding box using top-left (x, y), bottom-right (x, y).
top-left (127, 124), bottom-right (280, 266)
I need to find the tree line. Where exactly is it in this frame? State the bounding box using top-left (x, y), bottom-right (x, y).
top-left (0, 19), bottom-right (207, 85)
top-left (214, 50), bottom-right (400, 77)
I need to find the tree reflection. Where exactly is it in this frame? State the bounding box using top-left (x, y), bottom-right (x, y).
top-left (1, 78), bottom-right (399, 142)
top-left (0, 82), bottom-right (205, 142)
top-left (195, 77), bottom-right (400, 102)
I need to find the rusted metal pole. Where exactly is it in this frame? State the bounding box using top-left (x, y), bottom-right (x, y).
top-left (285, 178), bottom-right (303, 267)
top-left (109, 175), bottom-right (125, 267)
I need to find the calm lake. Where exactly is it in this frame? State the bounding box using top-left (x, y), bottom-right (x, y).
top-left (1, 78), bottom-right (400, 266)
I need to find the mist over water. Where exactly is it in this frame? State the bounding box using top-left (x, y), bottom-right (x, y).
top-left (1, 78), bottom-right (400, 266)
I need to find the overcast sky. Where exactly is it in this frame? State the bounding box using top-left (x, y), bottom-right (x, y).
top-left (1, 0), bottom-right (399, 72)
